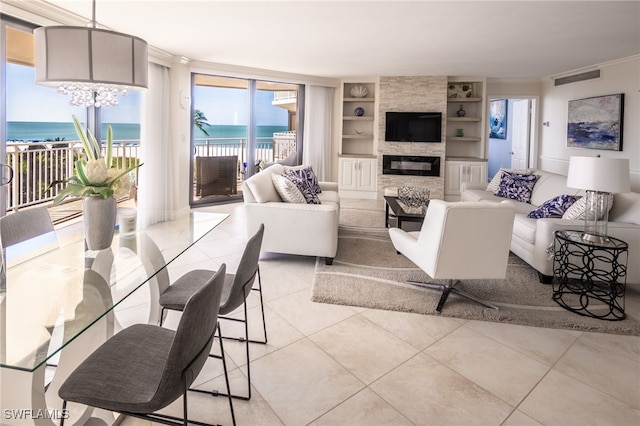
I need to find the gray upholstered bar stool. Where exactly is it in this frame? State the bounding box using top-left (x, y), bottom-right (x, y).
top-left (159, 223), bottom-right (265, 400)
top-left (59, 265), bottom-right (235, 426)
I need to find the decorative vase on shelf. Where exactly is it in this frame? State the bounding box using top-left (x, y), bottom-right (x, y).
top-left (83, 196), bottom-right (117, 250)
top-left (354, 107), bottom-right (365, 116)
top-left (457, 105), bottom-right (466, 117)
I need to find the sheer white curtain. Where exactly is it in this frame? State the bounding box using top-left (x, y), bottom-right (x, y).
top-left (138, 63), bottom-right (174, 227)
top-left (303, 85), bottom-right (334, 181)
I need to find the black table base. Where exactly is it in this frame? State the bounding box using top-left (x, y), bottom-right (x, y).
top-left (552, 230), bottom-right (628, 321)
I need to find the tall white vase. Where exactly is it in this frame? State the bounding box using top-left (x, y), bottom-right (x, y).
top-left (83, 196), bottom-right (116, 250)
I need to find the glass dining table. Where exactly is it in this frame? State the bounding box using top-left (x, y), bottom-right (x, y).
top-left (0, 210), bottom-right (228, 425)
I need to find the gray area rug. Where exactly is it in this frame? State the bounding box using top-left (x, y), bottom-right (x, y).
top-left (339, 208), bottom-right (386, 229)
top-left (312, 226), bottom-right (640, 335)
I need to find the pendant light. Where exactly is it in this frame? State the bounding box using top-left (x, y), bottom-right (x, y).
top-left (34, 0), bottom-right (148, 107)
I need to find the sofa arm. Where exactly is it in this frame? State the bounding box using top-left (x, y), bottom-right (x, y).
top-left (533, 218), bottom-right (640, 280)
top-left (461, 181), bottom-right (486, 192)
top-left (319, 181), bottom-right (338, 192)
top-left (244, 202), bottom-right (339, 258)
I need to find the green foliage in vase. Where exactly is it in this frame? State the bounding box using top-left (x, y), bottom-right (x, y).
top-left (49, 115), bottom-right (143, 205)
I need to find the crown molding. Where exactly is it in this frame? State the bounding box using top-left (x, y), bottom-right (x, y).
top-left (1, 0), bottom-right (88, 26)
top-left (547, 55), bottom-right (639, 80)
top-left (190, 60), bottom-right (340, 88)
top-left (2, 0), bottom-right (175, 67)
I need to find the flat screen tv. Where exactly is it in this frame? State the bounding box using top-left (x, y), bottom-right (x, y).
top-left (385, 112), bottom-right (442, 142)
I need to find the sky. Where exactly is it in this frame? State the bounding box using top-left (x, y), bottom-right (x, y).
top-left (193, 85), bottom-right (288, 126)
top-left (8, 63), bottom-right (288, 126)
top-left (7, 63), bottom-right (141, 123)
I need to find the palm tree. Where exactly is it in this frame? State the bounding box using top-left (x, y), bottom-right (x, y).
top-left (194, 109), bottom-right (210, 136)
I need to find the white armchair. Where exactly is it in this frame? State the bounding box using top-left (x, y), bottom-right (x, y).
top-left (389, 200), bottom-right (516, 313)
top-left (242, 164), bottom-right (340, 264)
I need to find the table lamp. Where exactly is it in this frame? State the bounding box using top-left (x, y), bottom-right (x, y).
top-left (566, 156), bottom-right (630, 243)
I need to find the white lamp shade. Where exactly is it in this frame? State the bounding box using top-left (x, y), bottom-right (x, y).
top-left (34, 26), bottom-right (148, 89)
top-left (567, 156), bottom-right (630, 193)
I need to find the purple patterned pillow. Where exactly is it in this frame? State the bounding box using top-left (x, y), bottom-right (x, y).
top-left (286, 166), bottom-right (321, 194)
top-left (495, 172), bottom-right (539, 203)
top-left (285, 167), bottom-right (321, 204)
top-left (527, 195), bottom-right (580, 219)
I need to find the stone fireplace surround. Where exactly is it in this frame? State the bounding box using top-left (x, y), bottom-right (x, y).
top-left (377, 76), bottom-right (447, 200)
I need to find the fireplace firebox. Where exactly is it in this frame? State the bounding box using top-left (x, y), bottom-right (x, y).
top-left (382, 155), bottom-right (441, 176)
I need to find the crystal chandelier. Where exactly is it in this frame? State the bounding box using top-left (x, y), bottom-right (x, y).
top-left (57, 82), bottom-right (128, 107)
top-left (34, 0), bottom-right (147, 107)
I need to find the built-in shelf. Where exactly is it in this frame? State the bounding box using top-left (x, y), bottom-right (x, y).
top-left (341, 82), bottom-right (377, 158)
top-left (448, 117), bottom-right (482, 122)
top-left (343, 97), bottom-right (375, 102)
top-left (448, 136), bottom-right (482, 142)
top-left (343, 116), bottom-right (374, 121)
top-left (342, 134), bottom-right (372, 139)
top-left (451, 97), bottom-right (482, 103)
top-left (446, 79), bottom-right (486, 159)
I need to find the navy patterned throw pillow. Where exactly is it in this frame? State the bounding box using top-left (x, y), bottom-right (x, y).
top-left (286, 166), bottom-right (322, 194)
top-left (527, 194), bottom-right (580, 219)
top-left (285, 167), bottom-right (321, 204)
top-left (495, 171), bottom-right (539, 203)
top-left (284, 173), bottom-right (320, 204)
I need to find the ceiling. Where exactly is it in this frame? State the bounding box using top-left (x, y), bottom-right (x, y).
top-left (25, 1), bottom-right (640, 79)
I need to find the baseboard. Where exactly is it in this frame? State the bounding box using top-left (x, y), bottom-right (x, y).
top-left (338, 190), bottom-right (377, 200)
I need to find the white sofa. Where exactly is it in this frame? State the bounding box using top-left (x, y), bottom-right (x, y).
top-left (242, 164), bottom-right (340, 264)
top-left (461, 169), bottom-right (640, 284)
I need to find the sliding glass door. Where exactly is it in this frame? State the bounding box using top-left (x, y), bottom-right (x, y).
top-left (190, 74), bottom-right (301, 206)
top-left (2, 15), bottom-right (142, 223)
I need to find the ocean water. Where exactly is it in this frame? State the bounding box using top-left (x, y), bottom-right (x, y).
top-left (7, 122), bottom-right (288, 144)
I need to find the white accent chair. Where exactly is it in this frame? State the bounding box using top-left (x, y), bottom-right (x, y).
top-left (389, 199), bottom-right (516, 313)
top-left (242, 164), bottom-right (340, 264)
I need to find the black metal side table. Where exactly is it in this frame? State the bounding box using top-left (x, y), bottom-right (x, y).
top-left (552, 230), bottom-right (628, 321)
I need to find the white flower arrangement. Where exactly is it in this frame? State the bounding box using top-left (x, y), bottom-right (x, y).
top-left (51, 115), bottom-right (142, 205)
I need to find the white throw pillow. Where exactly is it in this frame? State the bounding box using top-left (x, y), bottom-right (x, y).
top-left (246, 169), bottom-right (282, 203)
top-left (486, 168), bottom-right (534, 193)
top-left (271, 174), bottom-right (306, 204)
top-left (562, 195), bottom-right (614, 220)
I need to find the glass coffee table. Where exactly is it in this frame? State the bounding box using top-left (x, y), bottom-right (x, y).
top-left (384, 195), bottom-right (428, 229)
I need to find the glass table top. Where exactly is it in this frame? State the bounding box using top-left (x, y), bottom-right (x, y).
top-left (0, 211), bottom-right (228, 372)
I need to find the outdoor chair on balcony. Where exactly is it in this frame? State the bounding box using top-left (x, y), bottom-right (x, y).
top-left (196, 155), bottom-right (238, 197)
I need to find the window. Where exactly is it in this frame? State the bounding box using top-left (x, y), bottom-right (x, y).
top-left (190, 74), bottom-right (301, 205)
top-left (1, 15), bottom-right (141, 218)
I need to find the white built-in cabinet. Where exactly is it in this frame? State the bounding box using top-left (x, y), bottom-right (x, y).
top-left (444, 160), bottom-right (487, 200)
top-left (338, 157), bottom-right (377, 199)
top-left (339, 80), bottom-right (378, 198)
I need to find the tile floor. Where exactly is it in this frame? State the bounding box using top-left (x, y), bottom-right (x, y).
top-left (117, 199), bottom-right (640, 426)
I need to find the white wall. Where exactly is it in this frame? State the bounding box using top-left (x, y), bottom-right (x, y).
top-left (537, 57), bottom-right (639, 191)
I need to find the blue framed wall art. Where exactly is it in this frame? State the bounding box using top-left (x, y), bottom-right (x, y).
top-left (489, 99), bottom-right (507, 139)
top-left (567, 93), bottom-right (624, 151)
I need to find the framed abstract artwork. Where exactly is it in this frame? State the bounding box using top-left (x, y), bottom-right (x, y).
top-left (567, 93), bottom-right (624, 151)
top-left (489, 99), bottom-right (507, 139)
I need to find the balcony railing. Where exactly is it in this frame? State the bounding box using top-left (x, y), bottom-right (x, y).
top-left (4, 131), bottom-right (297, 212)
top-left (4, 140), bottom-right (140, 212)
